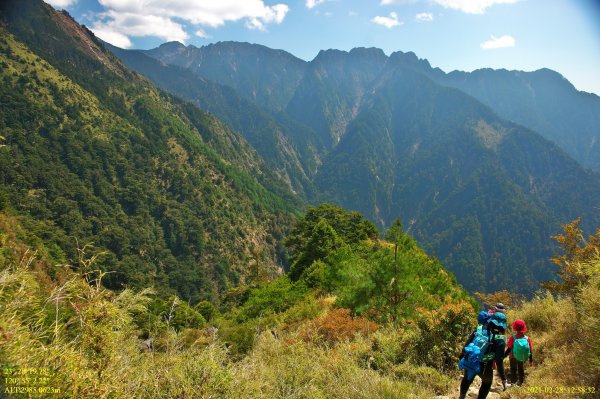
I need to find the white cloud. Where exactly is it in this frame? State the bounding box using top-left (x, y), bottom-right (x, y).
top-left (195, 29), bottom-right (210, 38)
top-left (380, 0), bottom-right (418, 5)
top-left (371, 12), bottom-right (402, 28)
top-left (246, 4), bottom-right (288, 30)
top-left (44, 0), bottom-right (77, 8)
top-left (480, 34), bottom-right (516, 49)
top-left (92, 10), bottom-right (189, 46)
top-left (415, 12), bottom-right (433, 22)
top-left (91, 0), bottom-right (289, 47)
top-left (306, 0), bottom-right (326, 8)
top-left (91, 27), bottom-right (132, 48)
top-left (433, 0), bottom-right (519, 14)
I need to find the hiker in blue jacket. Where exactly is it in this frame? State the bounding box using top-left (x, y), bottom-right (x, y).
top-left (458, 312), bottom-right (508, 399)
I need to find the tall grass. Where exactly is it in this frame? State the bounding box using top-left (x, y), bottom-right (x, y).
top-left (0, 224), bottom-right (458, 399)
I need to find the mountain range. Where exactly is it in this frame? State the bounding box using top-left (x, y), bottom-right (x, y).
top-left (0, 0), bottom-right (598, 296)
top-left (108, 38), bottom-right (600, 294)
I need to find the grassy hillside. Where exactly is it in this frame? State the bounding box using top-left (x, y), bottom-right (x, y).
top-left (0, 205), bottom-right (477, 398)
top-left (4, 208), bottom-right (595, 399)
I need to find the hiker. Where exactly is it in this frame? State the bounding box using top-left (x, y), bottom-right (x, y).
top-left (476, 310), bottom-right (490, 331)
top-left (488, 302), bottom-right (506, 315)
top-left (458, 312), bottom-right (508, 399)
top-left (504, 319), bottom-right (533, 386)
top-left (475, 310), bottom-right (492, 333)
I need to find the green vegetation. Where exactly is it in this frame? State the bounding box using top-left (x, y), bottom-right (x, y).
top-left (498, 221), bottom-right (600, 397)
top-left (441, 68), bottom-right (600, 172)
top-left (314, 64), bottom-right (600, 295)
top-left (0, 22), bottom-right (299, 304)
top-left (285, 205), bottom-right (474, 322)
top-left (107, 43), bottom-right (318, 196)
top-left (1, 194), bottom-right (597, 398)
top-left (0, 205), bottom-right (474, 398)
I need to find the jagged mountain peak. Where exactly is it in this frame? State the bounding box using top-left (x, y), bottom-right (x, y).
top-left (447, 66), bottom-right (573, 89)
top-left (312, 47), bottom-right (388, 64)
top-left (205, 40), bottom-right (295, 55)
top-left (387, 50), bottom-right (433, 71)
top-left (313, 48), bottom-right (350, 61)
top-left (349, 46), bottom-right (387, 59)
top-left (157, 40), bottom-right (186, 51)
top-left (151, 40), bottom-right (189, 59)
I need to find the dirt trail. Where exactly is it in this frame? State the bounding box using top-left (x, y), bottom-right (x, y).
top-left (438, 370), bottom-right (510, 399)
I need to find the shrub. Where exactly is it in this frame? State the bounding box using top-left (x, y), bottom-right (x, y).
top-left (302, 308), bottom-right (378, 346)
top-left (195, 300), bottom-right (218, 321)
top-left (413, 299), bottom-right (474, 370)
top-left (508, 291), bottom-right (572, 334)
top-left (503, 254), bottom-right (600, 397)
top-left (236, 277), bottom-right (308, 322)
top-left (369, 325), bottom-right (420, 371)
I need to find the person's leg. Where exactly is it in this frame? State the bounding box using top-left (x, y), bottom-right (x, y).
top-left (517, 360), bottom-right (525, 385)
top-left (459, 370), bottom-right (475, 399)
top-left (509, 357), bottom-right (518, 384)
top-left (478, 361), bottom-right (494, 399)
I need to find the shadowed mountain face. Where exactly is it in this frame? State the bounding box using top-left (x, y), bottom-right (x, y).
top-left (285, 47), bottom-right (388, 149)
top-left (315, 65), bottom-right (600, 292)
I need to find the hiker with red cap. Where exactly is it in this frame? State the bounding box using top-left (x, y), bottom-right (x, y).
top-left (504, 319), bottom-right (533, 386)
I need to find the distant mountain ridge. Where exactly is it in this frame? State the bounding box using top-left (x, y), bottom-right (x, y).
top-left (429, 67), bottom-right (600, 172)
top-left (121, 39), bottom-right (600, 294)
top-left (142, 41), bottom-right (600, 172)
top-left (143, 40), bottom-right (307, 112)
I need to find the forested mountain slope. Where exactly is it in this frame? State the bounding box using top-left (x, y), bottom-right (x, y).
top-left (0, 0), bottom-right (301, 304)
top-left (315, 63), bottom-right (600, 293)
top-left (285, 47), bottom-right (388, 149)
top-left (105, 43), bottom-right (318, 196)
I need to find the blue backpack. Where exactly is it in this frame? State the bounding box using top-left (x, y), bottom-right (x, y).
top-left (458, 326), bottom-right (495, 379)
top-left (477, 311), bottom-right (490, 326)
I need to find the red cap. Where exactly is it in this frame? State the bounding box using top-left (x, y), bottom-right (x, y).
top-left (512, 319), bottom-right (527, 333)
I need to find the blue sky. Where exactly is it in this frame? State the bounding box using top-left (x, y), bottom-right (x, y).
top-left (45, 0), bottom-right (600, 95)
